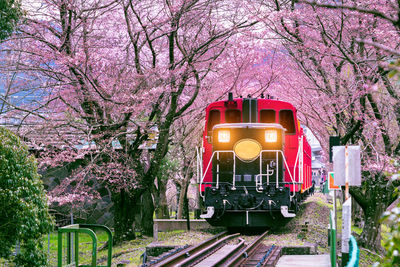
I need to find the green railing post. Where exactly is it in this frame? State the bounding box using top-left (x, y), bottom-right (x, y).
top-left (329, 210), bottom-right (337, 267)
top-left (80, 224), bottom-right (113, 267)
top-left (74, 230), bottom-right (79, 266)
top-left (79, 228), bottom-right (97, 267)
top-left (58, 231), bottom-right (63, 267)
top-left (57, 224), bottom-right (113, 267)
top-left (67, 232), bottom-right (71, 264)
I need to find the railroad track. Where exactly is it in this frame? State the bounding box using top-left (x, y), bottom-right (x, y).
top-left (144, 230), bottom-right (281, 267)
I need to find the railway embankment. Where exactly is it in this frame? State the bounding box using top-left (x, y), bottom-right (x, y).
top-left (135, 193), bottom-right (332, 266)
top-left (97, 192), bottom-right (381, 266)
top-left (262, 192), bottom-right (332, 252)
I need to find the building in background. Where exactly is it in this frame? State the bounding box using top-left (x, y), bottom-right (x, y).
top-left (303, 126), bottom-right (326, 185)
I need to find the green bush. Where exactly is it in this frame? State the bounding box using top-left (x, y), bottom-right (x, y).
top-left (0, 0), bottom-right (22, 41)
top-left (0, 127), bottom-right (54, 266)
top-left (381, 160), bottom-right (400, 267)
top-left (381, 189), bottom-right (400, 266)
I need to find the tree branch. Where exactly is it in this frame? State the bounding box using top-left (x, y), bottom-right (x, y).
top-left (298, 0), bottom-right (399, 27)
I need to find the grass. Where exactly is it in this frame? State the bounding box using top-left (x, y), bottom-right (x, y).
top-left (262, 192), bottom-right (387, 266)
top-left (43, 229), bottom-right (114, 266)
top-left (1, 192), bottom-right (392, 266)
top-left (329, 194), bottom-right (388, 266)
top-left (39, 228), bottom-right (219, 266)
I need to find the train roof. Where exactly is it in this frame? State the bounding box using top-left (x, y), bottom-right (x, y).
top-left (205, 97), bottom-right (297, 111)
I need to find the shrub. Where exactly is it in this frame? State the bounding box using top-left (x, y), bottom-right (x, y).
top-left (0, 127), bottom-right (54, 266)
top-left (381, 189), bottom-right (400, 266)
top-left (381, 162), bottom-right (400, 267)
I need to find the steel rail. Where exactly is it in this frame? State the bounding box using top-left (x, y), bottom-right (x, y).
top-left (176, 233), bottom-right (240, 267)
top-left (223, 230), bottom-right (270, 267)
top-left (209, 238), bottom-right (246, 266)
top-left (151, 231), bottom-right (228, 267)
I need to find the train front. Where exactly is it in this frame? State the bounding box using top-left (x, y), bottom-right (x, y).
top-left (200, 96), bottom-right (296, 228)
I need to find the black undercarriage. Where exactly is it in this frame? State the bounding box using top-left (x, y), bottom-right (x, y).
top-left (202, 182), bottom-right (300, 227)
top-left (206, 210), bottom-right (291, 228)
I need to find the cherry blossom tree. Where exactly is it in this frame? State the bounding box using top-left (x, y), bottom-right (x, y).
top-left (251, 0), bottom-right (400, 251)
top-left (3, 0), bottom-right (398, 251)
top-left (0, 0), bottom-right (257, 242)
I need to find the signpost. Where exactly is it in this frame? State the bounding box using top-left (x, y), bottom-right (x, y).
top-left (332, 145), bottom-right (361, 267)
top-left (328, 171), bottom-right (339, 262)
top-left (332, 146), bottom-right (361, 188)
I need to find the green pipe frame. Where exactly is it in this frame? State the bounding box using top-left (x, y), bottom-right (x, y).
top-left (57, 224), bottom-right (112, 267)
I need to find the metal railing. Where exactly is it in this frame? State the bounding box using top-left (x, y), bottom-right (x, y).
top-left (199, 136), bottom-right (305, 201)
top-left (57, 224), bottom-right (113, 267)
top-left (346, 235), bottom-right (359, 267)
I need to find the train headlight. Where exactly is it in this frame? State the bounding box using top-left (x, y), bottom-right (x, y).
top-left (265, 130), bottom-right (278, 143)
top-left (234, 139), bottom-right (262, 162)
top-left (218, 130), bottom-right (230, 143)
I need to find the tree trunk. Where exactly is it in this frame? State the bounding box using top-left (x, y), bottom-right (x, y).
top-left (140, 189), bottom-right (154, 236)
top-left (154, 178), bottom-right (170, 219)
top-left (175, 183), bottom-right (181, 218)
top-left (184, 183), bottom-right (190, 230)
top-left (358, 201), bottom-right (385, 252)
top-left (352, 199), bottom-right (363, 229)
top-left (112, 190), bottom-right (137, 243)
top-left (350, 172), bottom-right (398, 252)
top-left (177, 179), bottom-right (188, 219)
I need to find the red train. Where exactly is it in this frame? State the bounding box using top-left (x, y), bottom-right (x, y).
top-left (199, 93), bottom-right (312, 227)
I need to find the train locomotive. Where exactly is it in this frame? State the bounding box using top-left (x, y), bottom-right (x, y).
top-left (199, 93), bottom-right (312, 227)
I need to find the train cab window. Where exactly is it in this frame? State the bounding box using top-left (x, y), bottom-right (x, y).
top-left (279, 110), bottom-right (296, 134)
top-left (207, 110), bottom-right (220, 134)
top-left (225, 109), bottom-right (241, 123)
top-left (259, 109), bottom-right (276, 123)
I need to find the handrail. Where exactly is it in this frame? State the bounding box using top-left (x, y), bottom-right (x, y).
top-left (199, 150), bottom-right (236, 199)
top-left (200, 144), bottom-right (304, 200)
top-left (57, 224), bottom-right (112, 267)
top-left (346, 235), bottom-right (359, 267)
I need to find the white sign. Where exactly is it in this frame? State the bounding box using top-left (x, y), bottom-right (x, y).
top-left (341, 197), bottom-right (352, 253)
top-left (333, 146), bottom-right (361, 186)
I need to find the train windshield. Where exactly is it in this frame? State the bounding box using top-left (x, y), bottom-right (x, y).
top-left (259, 109), bottom-right (276, 123)
top-left (225, 109), bottom-right (241, 123)
top-left (279, 110), bottom-right (296, 134)
top-left (207, 109), bottom-right (220, 134)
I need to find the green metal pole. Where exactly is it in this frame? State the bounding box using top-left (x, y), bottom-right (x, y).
top-left (75, 231), bottom-right (79, 266)
top-left (67, 232), bottom-right (71, 264)
top-left (80, 224), bottom-right (113, 267)
top-left (330, 210), bottom-right (337, 267)
top-left (58, 231), bottom-right (63, 267)
top-left (78, 228), bottom-right (98, 267)
top-left (91, 233), bottom-right (97, 267)
top-left (331, 229), bottom-right (336, 267)
top-left (105, 227), bottom-right (113, 267)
